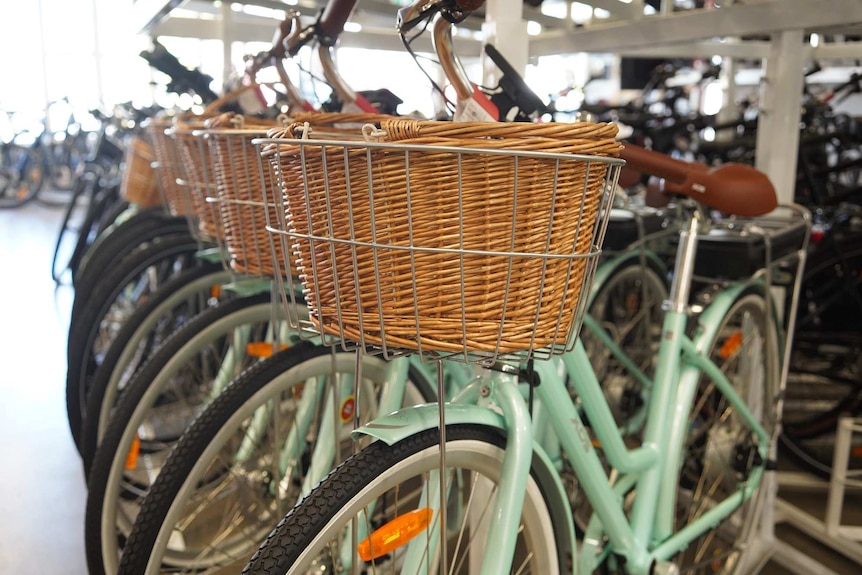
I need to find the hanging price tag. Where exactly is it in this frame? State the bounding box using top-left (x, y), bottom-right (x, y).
top-left (454, 85), bottom-right (499, 123)
top-left (237, 85), bottom-right (267, 115)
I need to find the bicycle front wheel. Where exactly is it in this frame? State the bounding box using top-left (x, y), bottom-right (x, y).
top-left (244, 425), bottom-right (566, 575)
top-left (118, 345), bottom-right (435, 574)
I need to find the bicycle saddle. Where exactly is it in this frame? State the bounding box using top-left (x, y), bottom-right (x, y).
top-left (622, 144), bottom-right (777, 217)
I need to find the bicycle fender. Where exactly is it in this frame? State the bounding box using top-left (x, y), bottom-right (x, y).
top-left (353, 403), bottom-right (578, 574)
top-left (352, 403), bottom-right (504, 444)
top-left (690, 280), bottom-right (763, 355)
top-left (589, 250), bottom-right (667, 306)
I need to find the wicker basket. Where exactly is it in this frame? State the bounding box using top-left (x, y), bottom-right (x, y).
top-left (145, 117), bottom-right (193, 216)
top-left (170, 118), bottom-right (224, 240)
top-left (264, 119), bottom-right (623, 361)
top-left (120, 136), bottom-right (162, 208)
top-left (205, 112), bottom-right (286, 276)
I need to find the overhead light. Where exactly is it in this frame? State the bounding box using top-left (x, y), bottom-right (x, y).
top-left (344, 21), bottom-right (362, 32)
top-left (810, 33), bottom-right (820, 47)
top-left (594, 8), bottom-right (611, 18)
top-left (527, 21), bottom-right (542, 36)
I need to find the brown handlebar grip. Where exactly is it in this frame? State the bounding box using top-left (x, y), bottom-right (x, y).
top-left (318, 0), bottom-right (359, 39)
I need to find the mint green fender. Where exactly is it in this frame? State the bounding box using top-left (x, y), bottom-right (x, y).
top-left (689, 279), bottom-right (775, 356)
top-left (353, 403), bottom-right (579, 574)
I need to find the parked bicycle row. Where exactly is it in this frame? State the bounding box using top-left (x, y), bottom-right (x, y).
top-left (58, 0), bottom-right (859, 573)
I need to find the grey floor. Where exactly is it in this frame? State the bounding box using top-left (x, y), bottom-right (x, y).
top-left (0, 199), bottom-right (84, 574)
top-left (0, 200), bottom-right (859, 574)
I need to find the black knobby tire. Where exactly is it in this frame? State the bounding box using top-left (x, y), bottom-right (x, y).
top-left (243, 425), bottom-right (567, 575)
top-left (117, 344), bottom-right (435, 574)
top-left (85, 294), bottom-right (272, 575)
top-left (80, 261), bottom-right (224, 473)
top-left (95, 198), bottom-right (131, 237)
top-left (71, 211), bottom-right (192, 311)
top-left (66, 234), bottom-right (200, 451)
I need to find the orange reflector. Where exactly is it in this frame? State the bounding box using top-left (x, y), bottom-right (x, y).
top-left (852, 446), bottom-right (862, 458)
top-left (246, 342), bottom-right (289, 358)
top-left (719, 331), bottom-right (743, 360)
top-left (125, 434), bottom-right (141, 470)
top-left (210, 285), bottom-right (221, 299)
top-left (357, 508), bottom-right (433, 562)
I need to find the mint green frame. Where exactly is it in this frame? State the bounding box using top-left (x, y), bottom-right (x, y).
top-left (354, 275), bottom-right (772, 575)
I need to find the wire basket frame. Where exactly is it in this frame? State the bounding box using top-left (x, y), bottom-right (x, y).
top-left (169, 122), bottom-right (225, 242)
top-left (204, 113), bottom-right (290, 277)
top-left (258, 121), bottom-right (623, 365)
top-left (145, 118), bottom-right (196, 217)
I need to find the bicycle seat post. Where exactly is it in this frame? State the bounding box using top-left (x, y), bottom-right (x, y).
top-left (664, 201), bottom-right (703, 315)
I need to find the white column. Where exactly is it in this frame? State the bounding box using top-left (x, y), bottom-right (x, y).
top-left (755, 29), bottom-right (805, 205)
top-left (715, 56), bottom-right (737, 142)
top-left (482, 0), bottom-right (529, 86)
top-left (220, 1), bottom-right (234, 91)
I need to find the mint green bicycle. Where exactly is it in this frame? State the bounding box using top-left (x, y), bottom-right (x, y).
top-left (240, 111), bottom-right (809, 575)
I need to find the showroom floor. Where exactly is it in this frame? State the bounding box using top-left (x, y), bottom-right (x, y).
top-left (0, 199), bottom-right (858, 574)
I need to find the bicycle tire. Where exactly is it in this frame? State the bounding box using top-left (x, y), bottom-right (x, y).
top-left (80, 262), bottom-right (230, 474)
top-left (71, 210), bottom-right (190, 301)
top-left (95, 197), bottom-right (131, 237)
top-left (242, 425), bottom-right (568, 575)
top-left (118, 344), bottom-right (436, 574)
top-left (673, 290), bottom-right (779, 574)
top-left (66, 234), bottom-right (200, 451)
top-left (85, 294), bottom-right (278, 575)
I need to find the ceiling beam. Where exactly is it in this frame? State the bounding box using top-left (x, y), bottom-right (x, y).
top-left (530, 0), bottom-right (862, 55)
top-left (133, 0), bottom-right (189, 33)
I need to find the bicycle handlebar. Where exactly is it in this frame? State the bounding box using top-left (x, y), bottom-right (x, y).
top-left (317, 0), bottom-right (359, 41)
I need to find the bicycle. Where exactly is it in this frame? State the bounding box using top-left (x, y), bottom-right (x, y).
top-left (241, 77), bottom-right (808, 575)
top-left (110, 10), bottom-right (679, 573)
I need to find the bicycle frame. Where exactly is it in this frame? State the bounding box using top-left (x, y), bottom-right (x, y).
top-left (351, 204), bottom-right (796, 575)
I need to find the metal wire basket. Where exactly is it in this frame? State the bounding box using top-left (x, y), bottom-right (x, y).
top-left (259, 119), bottom-right (623, 364)
top-left (170, 120), bottom-right (225, 242)
top-left (145, 117), bottom-right (195, 217)
top-left (204, 112), bottom-right (287, 276)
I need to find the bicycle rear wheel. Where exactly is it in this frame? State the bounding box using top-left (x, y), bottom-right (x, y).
top-left (674, 291), bottom-right (779, 574)
top-left (243, 425), bottom-right (568, 575)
